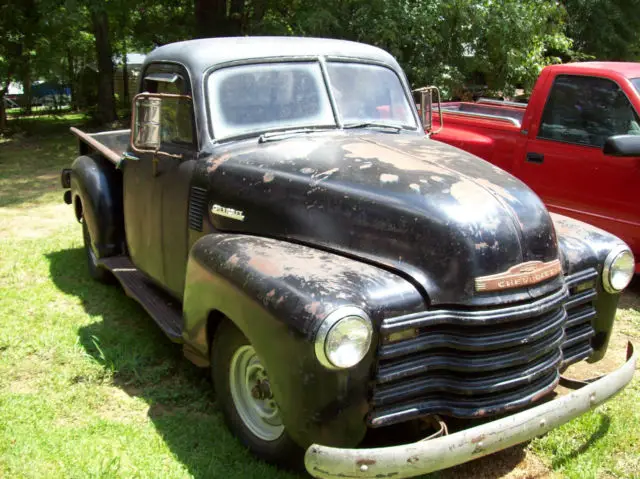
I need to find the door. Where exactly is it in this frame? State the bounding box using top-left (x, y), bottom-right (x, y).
top-left (521, 74), bottom-right (640, 249)
top-left (124, 64), bottom-right (197, 295)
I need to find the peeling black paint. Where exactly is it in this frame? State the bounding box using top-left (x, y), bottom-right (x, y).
top-left (196, 131), bottom-right (563, 307)
top-left (182, 233), bottom-right (425, 448)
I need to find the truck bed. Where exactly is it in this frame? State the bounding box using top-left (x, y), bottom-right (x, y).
top-left (70, 128), bottom-right (130, 165)
top-left (440, 99), bottom-right (526, 128)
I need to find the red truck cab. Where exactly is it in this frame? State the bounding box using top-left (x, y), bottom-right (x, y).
top-left (430, 63), bottom-right (640, 272)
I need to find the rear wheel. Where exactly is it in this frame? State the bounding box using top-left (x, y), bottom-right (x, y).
top-left (211, 321), bottom-right (302, 468)
top-left (82, 221), bottom-right (113, 283)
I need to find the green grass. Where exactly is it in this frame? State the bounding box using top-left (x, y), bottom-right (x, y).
top-left (0, 112), bottom-right (638, 479)
top-left (0, 114), bottom-right (298, 479)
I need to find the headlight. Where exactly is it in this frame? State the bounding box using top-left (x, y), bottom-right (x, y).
top-left (314, 307), bottom-right (373, 370)
top-left (603, 246), bottom-right (635, 293)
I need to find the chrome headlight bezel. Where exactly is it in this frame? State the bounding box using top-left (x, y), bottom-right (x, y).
top-left (314, 306), bottom-right (373, 370)
top-left (602, 245), bottom-right (635, 294)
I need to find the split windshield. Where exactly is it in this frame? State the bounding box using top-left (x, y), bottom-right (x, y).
top-left (207, 60), bottom-right (417, 140)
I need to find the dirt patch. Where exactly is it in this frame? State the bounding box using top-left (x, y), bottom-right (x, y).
top-left (95, 386), bottom-right (149, 424)
top-left (0, 202), bottom-right (72, 239)
top-left (440, 445), bottom-right (555, 479)
top-left (563, 318), bottom-right (637, 382)
top-left (6, 376), bottom-right (40, 395)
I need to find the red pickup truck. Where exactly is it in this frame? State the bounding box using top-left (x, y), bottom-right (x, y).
top-left (425, 63), bottom-right (640, 272)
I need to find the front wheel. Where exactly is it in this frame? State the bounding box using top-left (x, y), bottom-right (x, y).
top-left (211, 321), bottom-right (303, 469)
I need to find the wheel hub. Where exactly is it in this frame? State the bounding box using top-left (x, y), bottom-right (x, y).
top-left (229, 345), bottom-right (285, 441)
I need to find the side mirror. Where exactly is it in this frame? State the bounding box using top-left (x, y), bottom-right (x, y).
top-left (603, 134), bottom-right (640, 157)
top-left (133, 95), bottom-right (162, 150)
top-left (413, 86), bottom-right (443, 135)
top-left (131, 93), bottom-right (194, 152)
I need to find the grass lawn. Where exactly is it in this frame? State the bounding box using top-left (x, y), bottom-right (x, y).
top-left (0, 113), bottom-right (638, 479)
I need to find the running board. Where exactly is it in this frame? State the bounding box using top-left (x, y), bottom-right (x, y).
top-left (99, 256), bottom-right (184, 342)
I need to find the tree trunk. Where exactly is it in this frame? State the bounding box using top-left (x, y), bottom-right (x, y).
top-left (23, 62), bottom-right (32, 114)
top-left (194, 0), bottom-right (229, 38)
top-left (0, 75), bottom-right (10, 131)
top-left (122, 35), bottom-right (129, 110)
top-left (0, 94), bottom-right (7, 131)
top-left (67, 49), bottom-right (77, 110)
top-left (91, 9), bottom-right (117, 124)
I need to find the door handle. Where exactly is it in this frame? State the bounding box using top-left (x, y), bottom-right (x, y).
top-left (526, 152), bottom-right (544, 164)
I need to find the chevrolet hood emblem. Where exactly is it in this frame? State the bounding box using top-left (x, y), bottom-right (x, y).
top-left (475, 259), bottom-right (562, 292)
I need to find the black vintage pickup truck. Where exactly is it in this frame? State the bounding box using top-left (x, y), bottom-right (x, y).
top-left (61, 37), bottom-right (637, 478)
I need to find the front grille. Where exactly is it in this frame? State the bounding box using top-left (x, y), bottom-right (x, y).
top-left (369, 269), bottom-right (598, 428)
top-left (562, 268), bottom-right (597, 367)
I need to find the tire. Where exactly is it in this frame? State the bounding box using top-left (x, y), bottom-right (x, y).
top-left (82, 221), bottom-right (114, 284)
top-left (211, 320), bottom-right (303, 469)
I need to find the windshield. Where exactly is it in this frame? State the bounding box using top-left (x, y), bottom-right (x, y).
top-left (326, 62), bottom-right (416, 129)
top-left (632, 78), bottom-right (640, 95)
top-left (207, 61), bottom-right (417, 140)
top-left (208, 62), bottom-right (335, 140)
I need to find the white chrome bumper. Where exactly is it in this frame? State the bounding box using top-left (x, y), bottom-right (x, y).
top-left (305, 343), bottom-right (636, 479)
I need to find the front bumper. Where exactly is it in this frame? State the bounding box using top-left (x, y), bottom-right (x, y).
top-left (305, 343), bottom-right (637, 479)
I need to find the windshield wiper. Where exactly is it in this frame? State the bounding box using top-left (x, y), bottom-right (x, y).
top-left (258, 127), bottom-right (334, 143)
top-left (343, 121), bottom-right (413, 132)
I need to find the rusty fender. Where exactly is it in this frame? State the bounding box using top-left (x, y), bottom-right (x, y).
top-left (305, 343), bottom-right (637, 479)
top-left (552, 212), bottom-right (629, 362)
top-left (182, 233), bottom-right (425, 448)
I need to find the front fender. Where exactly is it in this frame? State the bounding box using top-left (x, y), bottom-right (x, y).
top-left (551, 213), bottom-right (630, 361)
top-left (182, 234), bottom-right (425, 448)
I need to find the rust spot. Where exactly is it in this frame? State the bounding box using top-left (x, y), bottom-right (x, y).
top-left (450, 179), bottom-right (491, 206)
top-left (247, 257), bottom-right (285, 277)
top-left (407, 456), bottom-right (419, 464)
top-left (471, 434), bottom-right (486, 444)
top-left (206, 153), bottom-right (231, 173)
top-left (304, 301), bottom-right (322, 317)
top-left (263, 171), bottom-right (275, 183)
top-left (266, 289), bottom-right (276, 298)
top-left (343, 142), bottom-right (383, 160)
top-left (356, 459), bottom-right (376, 466)
top-left (227, 254), bottom-right (239, 266)
top-left (380, 173), bottom-right (399, 184)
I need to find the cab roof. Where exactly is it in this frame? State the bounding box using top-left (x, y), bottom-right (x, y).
top-left (546, 61), bottom-right (640, 79)
top-left (143, 37), bottom-right (400, 74)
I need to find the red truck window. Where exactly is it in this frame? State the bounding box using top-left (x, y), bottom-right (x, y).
top-left (538, 75), bottom-right (640, 148)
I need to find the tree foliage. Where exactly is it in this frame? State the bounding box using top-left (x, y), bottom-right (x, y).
top-left (564, 0), bottom-right (640, 61)
top-left (3, 0), bottom-right (640, 129)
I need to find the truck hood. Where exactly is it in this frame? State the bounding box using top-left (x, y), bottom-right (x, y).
top-left (203, 131), bottom-right (560, 306)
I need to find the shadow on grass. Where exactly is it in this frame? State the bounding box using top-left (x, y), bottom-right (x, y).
top-left (47, 248), bottom-right (539, 479)
top-left (549, 413), bottom-right (611, 470)
top-left (47, 247), bottom-right (300, 479)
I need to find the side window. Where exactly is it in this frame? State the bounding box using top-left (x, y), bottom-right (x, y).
top-left (157, 81), bottom-right (194, 146)
top-left (140, 65), bottom-right (195, 148)
top-left (538, 75), bottom-right (640, 147)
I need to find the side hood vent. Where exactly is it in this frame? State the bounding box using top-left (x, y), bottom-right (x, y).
top-left (188, 186), bottom-right (207, 232)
